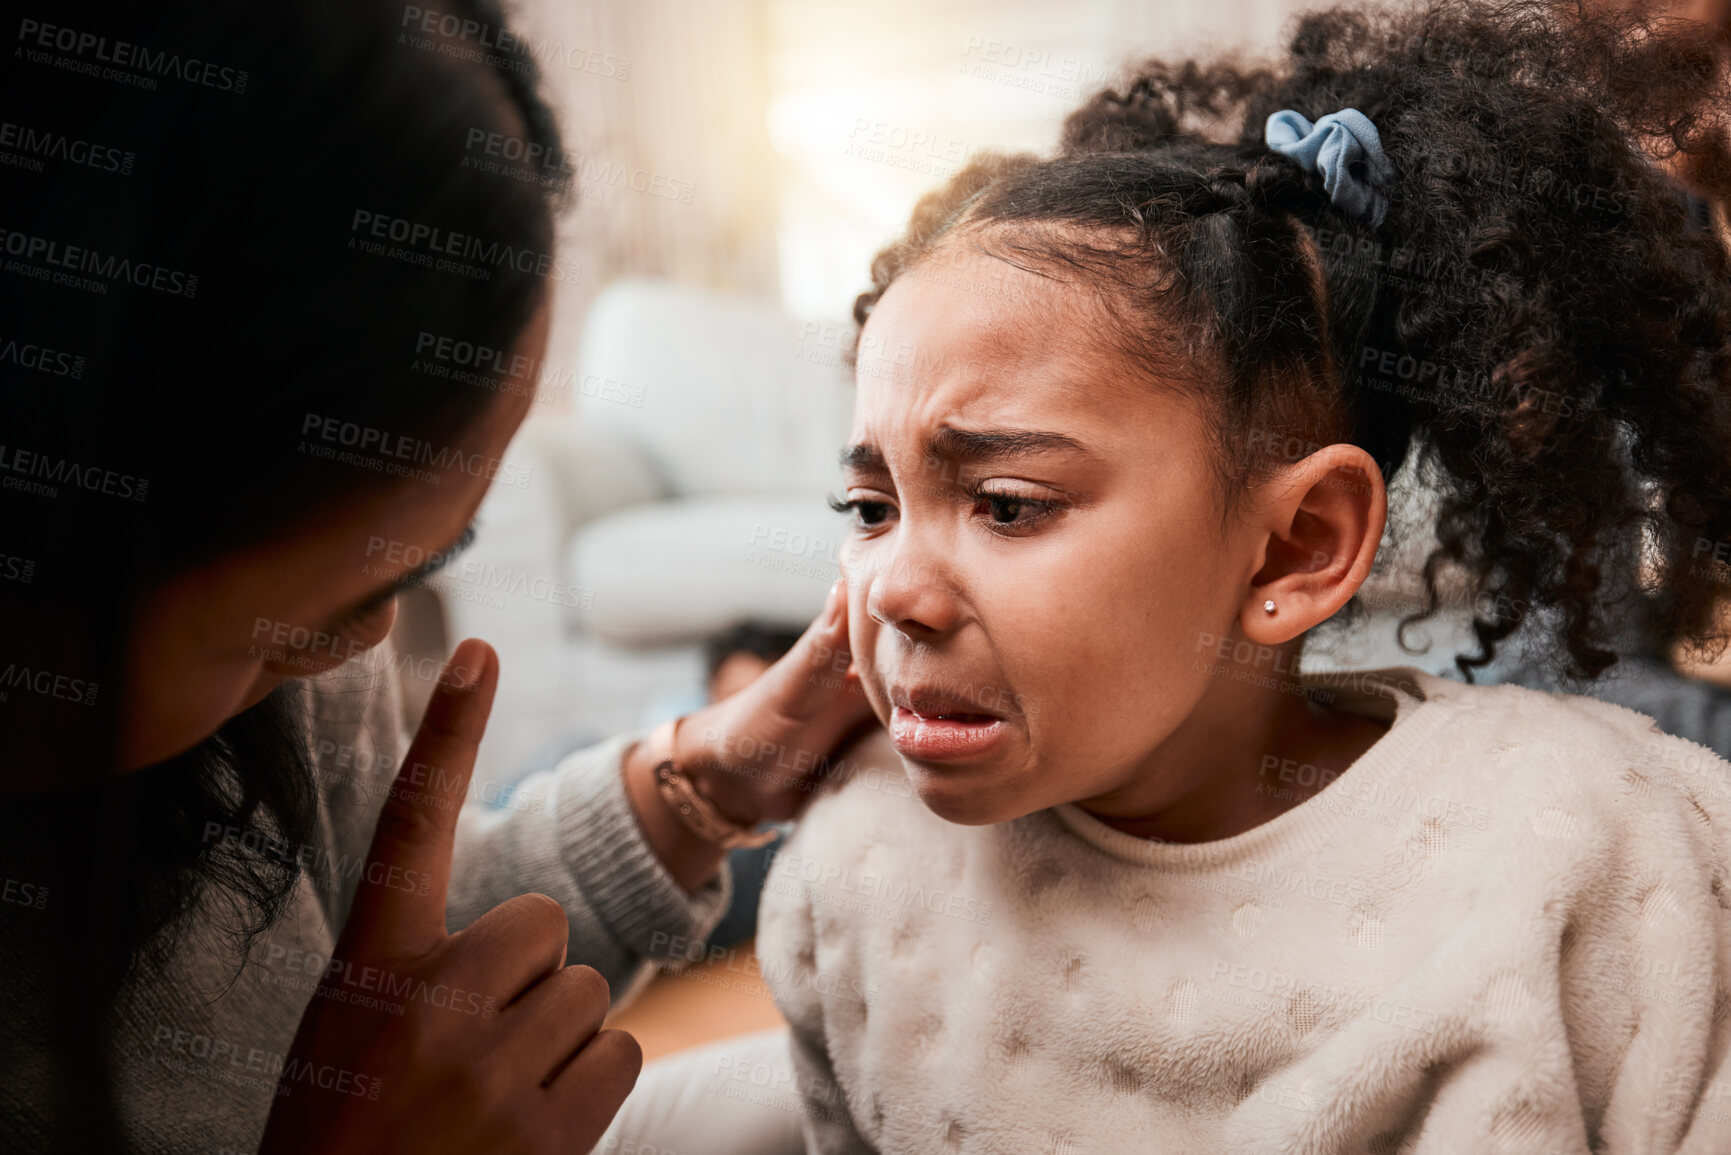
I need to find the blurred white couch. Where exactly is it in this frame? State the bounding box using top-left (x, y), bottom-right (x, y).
top-left (394, 278), bottom-right (857, 788)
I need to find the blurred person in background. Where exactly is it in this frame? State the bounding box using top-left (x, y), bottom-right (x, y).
top-left (701, 621), bottom-right (805, 949)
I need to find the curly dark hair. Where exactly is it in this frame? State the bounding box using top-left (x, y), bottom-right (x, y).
top-left (852, 0), bottom-right (1731, 684)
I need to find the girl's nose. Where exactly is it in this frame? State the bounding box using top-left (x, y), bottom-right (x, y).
top-left (862, 537), bottom-right (963, 637)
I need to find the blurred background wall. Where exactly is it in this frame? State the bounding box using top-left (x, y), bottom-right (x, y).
top-left (512, 0), bottom-right (1310, 368)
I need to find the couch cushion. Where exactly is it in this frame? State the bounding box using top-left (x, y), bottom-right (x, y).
top-left (573, 280), bottom-right (854, 498)
top-left (569, 495), bottom-right (850, 645)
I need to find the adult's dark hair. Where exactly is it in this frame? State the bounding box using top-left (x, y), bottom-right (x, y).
top-left (854, 0), bottom-right (1731, 685)
top-left (0, 0), bottom-right (567, 1147)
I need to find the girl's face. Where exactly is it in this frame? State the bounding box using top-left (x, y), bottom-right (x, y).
top-left (839, 245), bottom-right (1320, 828)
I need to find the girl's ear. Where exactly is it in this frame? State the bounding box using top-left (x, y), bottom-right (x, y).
top-left (1237, 444), bottom-right (1388, 645)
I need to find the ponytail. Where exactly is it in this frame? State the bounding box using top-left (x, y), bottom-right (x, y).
top-left (853, 0), bottom-right (1731, 683)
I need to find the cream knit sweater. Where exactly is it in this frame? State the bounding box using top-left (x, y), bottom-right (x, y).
top-left (758, 666), bottom-right (1731, 1154)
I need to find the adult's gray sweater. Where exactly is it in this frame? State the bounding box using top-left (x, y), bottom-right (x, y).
top-left (0, 637), bottom-right (729, 1152)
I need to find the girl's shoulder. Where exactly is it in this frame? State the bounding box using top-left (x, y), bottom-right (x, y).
top-left (1408, 666), bottom-right (1731, 827)
top-left (796, 669), bottom-right (1731, 861)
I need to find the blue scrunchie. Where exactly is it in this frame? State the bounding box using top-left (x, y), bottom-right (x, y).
top-left (1264, 108), bottom-right (1392, 226)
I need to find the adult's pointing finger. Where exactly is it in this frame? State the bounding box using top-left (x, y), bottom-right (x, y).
top-left (338, 636), bottom-right (498, 958)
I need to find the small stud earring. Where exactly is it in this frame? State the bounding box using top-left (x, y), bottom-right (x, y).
top-left (1263, 599), bottom-right (1276, 614)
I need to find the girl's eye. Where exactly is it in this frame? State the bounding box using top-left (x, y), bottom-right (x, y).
top-left (981, 494), bottom-right (1026, 523)
top-left (829, 493), bottom-right (894, 529)
top-left (971, 487), bottom-right (1057, 530)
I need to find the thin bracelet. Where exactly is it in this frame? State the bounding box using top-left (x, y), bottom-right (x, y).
top-left (649, 717), bottom-right (778, 851)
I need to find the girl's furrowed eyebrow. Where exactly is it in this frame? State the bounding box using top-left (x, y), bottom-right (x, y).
top-left (926, 426), bottom-right (1088, 463)
top-left (839, 428), bottom-right (1088, 473)
top-left (348, 518), bottom-right (479, 615)
top-left (839, 442), bottom-right (887, 472)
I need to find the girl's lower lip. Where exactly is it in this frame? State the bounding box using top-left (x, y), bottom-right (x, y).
top-left (889, 707), bottom-right (1005, 762)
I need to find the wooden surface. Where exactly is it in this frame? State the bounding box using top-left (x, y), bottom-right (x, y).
top-left (604, 939), bottom-right (787, 1063)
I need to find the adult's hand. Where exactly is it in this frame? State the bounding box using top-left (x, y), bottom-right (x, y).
top-left (260, 638), bottom-right (639, 1155)
top-left (621, 577), bottom-right (876, 891)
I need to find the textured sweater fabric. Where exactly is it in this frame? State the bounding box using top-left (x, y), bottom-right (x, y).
top-left (758, 665), bottom-right (1731, 1154)
top-left (0, 636), bottom-right (729, 1154)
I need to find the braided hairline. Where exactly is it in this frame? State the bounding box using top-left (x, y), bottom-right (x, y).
top-left (1282, 210), bottom-right (1343, 402)
top-left (849, 152), bottom-right (1353, 467)
top-left (1209, 159), bottom-right (1362, 473)
top-left (848, 154), bottom-right (1042, 345)
top-left (1224, 156), bottom-right (1342, 403)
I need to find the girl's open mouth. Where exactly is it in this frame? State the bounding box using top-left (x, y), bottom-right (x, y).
top-left (889, 706), bottom-right (1006, 762)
